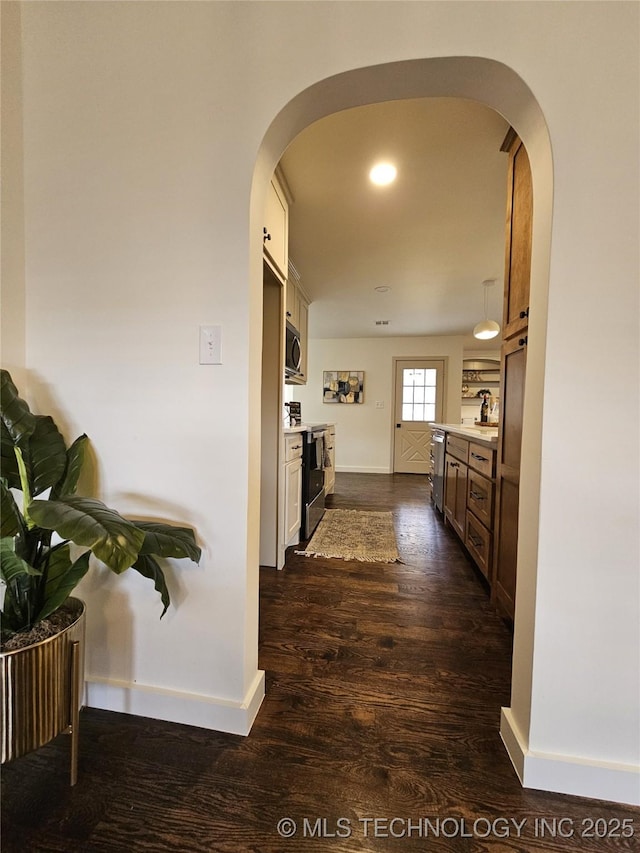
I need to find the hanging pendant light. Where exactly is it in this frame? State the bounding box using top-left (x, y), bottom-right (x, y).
top-left (473, 279), bottom-right (501, 340)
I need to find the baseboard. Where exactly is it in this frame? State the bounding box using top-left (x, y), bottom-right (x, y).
top-left (84, 669), bottom-right (265, 737)
top-left (335, 465), bottom-right (391, 474)
top-left (501, 707), bottom-right (640, 806)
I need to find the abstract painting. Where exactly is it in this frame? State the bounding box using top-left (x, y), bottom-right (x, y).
top-left (323, 371), bottom-right (364, 404)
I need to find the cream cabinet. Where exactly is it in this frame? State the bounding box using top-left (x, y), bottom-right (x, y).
top-left (285, 262), bottom-right (310, 385)
top-left (263, 175), bottom-right (288, 281)
top-left (282, 433), bottom-right (304, 551)
top-left (324, 425), bottom-right (336, 495)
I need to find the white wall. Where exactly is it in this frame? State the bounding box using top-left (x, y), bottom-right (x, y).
top-left (293, 336), bottom-right (464, 472)
top-left (5, 0), bottom-right (639, 803)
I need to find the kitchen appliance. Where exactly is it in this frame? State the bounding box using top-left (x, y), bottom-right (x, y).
top-left (432, 428), bottom-right (445, 513)
top-left (301, 425), bottom-right (326, 539)
top-left (285, 321), bottom-right (302, 378)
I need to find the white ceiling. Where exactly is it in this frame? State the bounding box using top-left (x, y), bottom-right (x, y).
top-left (279, 98), bottom-right (510, 349)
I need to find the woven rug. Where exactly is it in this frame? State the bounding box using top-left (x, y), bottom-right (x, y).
top-left (296, 509), bottom-right (399, 563)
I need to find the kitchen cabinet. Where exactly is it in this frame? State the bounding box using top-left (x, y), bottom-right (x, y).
top-left (282, 433), bottom-right (304, 548)
top-left (263, 174), bottom-right (289, 282)
top-left (442, 429), bottom-right (497, 582)
top-left (285, 262), bottom-right (310, 385)
top-left (501, 131), bottom-right (532, 342)
top-left (492, 129), bottom-right (532, 621)
top-left (324, 425), bottom-right (336, 495)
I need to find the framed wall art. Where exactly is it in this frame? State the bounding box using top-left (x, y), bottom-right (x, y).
top-left (323, 371), bottom-right (364, 404)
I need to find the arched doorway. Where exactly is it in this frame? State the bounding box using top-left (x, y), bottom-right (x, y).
top-left (250, 55), bottom-right (552, 789)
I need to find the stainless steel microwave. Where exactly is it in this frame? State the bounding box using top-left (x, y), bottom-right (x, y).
top-left (285, 321), bottom-right (302, 377)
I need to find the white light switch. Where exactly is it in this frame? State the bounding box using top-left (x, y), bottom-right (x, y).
top-left (199, 325), bottom-right (222, 364)
top-left (376, 401), bottom-right (384, 409)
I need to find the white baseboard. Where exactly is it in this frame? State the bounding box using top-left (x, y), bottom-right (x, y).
top-left (501, 707), bottom-right (640, 806)
top-left (335, 465), bottom-right (391, 474)
top-left (84, 669), bottom-right (265, 737)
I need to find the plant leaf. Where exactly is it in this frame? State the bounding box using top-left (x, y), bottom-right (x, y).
top-left (0, 537), bottom-right (41, 584)
top-left (0, 480), bottom-right (23, 538)
top-left (0, 369), bottom-right (36, 446)
top-left (1, 420), bottom-right (20, 488)
top-left (132, 521), bottom-right (201, 563)
top-left (15, 447), bottom-right (35, 528)
top-left (130, 554), bottom-right (170, 618)
top-left (27, 496), bottom-right (145, 575)
top-left (51, 434), bottom-right (88, 499)
top-left (28, 415), bottom-right (68, 496)
top-left (35, 551), bottom-right (91, 622)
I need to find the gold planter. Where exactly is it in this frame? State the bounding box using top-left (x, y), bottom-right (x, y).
top-left (1, 597), bottom-right (85, 785)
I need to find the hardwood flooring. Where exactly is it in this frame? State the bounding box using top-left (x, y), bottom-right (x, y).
top-left (2, 473), bottom-right (638, 851)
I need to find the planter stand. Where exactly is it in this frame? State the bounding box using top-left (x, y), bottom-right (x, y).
top-left (1, 598), bottom-right (86, 786)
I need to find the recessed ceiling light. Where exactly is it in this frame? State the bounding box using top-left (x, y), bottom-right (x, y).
top-left (369, 162), bottom-right (397, 186)
top-left (374, 285), bottom-right (391, 293)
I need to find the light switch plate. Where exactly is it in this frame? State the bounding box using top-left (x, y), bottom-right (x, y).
top-left (199, 325), bottom-right (222, 364)
top-left (375, 401), bottom-right (384, 409)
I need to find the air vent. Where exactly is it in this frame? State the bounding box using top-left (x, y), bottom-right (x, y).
top-left (375, 320), bottom-right (390, 326)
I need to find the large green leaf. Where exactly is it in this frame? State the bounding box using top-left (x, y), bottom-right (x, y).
top-left (130, 554), bottom-right (170, 618)
top-left (0, 369), bottom-right (36, 446)
top-left (51, 434), bottom-right (88, 499)
top-left (0, 480), bottom-right (23, 538)
top-left (28, 496), bottom-right (145, 575)
top-left (35, 550), bottom-right (91, 622)
top-left (0, 537), bottom-right (41, 584)
top-left (27, 415), bottom-right (68, 496)
top-left (133, 521), bottom-right (201, 563)
top-left (1, 420), bottom-right (20, 488)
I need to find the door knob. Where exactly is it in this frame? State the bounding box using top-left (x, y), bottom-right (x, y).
top-left (396, 423), bottom-right (401, 428)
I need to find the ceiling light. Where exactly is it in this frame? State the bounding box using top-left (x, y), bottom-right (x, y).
top-left (369, 162), bottom-right (397, 186)
top-left (473, 279), bottom-right (501, 340)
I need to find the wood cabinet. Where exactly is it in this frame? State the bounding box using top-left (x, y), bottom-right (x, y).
top-left (501, 132), bottom-right (533, 341)
top-left (444, 453), bottom-right (468, 539)
top-left (443, 431), bottom-right (497, 582)
top-left (324, 426), bottom-right (336, 495)
top-left (263, 175), bottom-right (289, 281)
top-left (282, 433), bottom-right (304, 548)
top-left (492, 130), bottom-right (532, 620)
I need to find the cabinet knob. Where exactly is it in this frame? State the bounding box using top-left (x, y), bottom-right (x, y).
top-left (263, 227), bottom-right (271, 242)
top-left (519, 336), bottom-right (528, 346)
top-left (519, 308), bottom-right (529, 319)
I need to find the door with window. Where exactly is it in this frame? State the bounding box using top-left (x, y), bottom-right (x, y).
top-left (393, 359), bottom-right (445, 474)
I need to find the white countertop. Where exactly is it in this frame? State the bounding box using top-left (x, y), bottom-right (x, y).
top-left (431, 422), bottom-right (498, 445)
top-left (283, 422), bottom-right (334, 434)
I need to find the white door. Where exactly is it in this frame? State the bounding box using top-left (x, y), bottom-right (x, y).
top-left (393, 359), bottom-right (445, 473)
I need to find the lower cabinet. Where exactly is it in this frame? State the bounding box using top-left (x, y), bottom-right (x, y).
top-left (281, 433), bottom-right (304, 557)
top-left (443, 433), bottom-right (496, 583)
top-left (324, 425), bottom-right (336, 495)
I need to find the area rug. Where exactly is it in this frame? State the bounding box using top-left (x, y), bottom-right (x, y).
top-left (296, 509), bottom-right (399, 563)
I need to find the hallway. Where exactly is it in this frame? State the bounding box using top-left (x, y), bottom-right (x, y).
top-left (2, 474), bottom-right (637, 851)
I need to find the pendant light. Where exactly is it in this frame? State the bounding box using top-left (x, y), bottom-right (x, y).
top-left (473, 279), bottom-right (501, 340)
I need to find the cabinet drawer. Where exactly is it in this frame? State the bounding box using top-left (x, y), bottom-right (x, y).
top-left (465, 511), bottom-right (492, 580)
top-left (446, 434), bottom-right (469, 464)
top-left (468, 442), bottom-right (495, 478)
top-left (467, 470), bottom-right (495, 529)
top-left (284, 434), bottom-right (304, 462)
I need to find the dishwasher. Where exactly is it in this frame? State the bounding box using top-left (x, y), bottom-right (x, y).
top-left (432, 429), bottom-right (446, 513)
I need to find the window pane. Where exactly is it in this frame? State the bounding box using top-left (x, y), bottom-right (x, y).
top-left (424, 386), bottom-right (436, 404)
top-left (413, 385), bottom-right (425, 404)
top-left (425, 403), bottom-right (436, 421)
top-left (402, 403), bottom-right (413, 421)
top-left (402, 386), bottom-right (414, 405)
top-left (424, 369), bottom-right (437, 386)
top-left (413, 404), bottom-right (425, 421)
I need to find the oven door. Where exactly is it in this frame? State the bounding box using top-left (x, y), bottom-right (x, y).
top-left (302, 430), bottom-right (326, 538)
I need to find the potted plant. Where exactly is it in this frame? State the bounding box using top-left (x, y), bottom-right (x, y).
top-left (0, 369), bottom-right (201, 784)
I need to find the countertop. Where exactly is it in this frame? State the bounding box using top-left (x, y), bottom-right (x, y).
top-left (283, 422), bottom-right (334, 434)
top-left (431, 422), bottom-right (498, 446)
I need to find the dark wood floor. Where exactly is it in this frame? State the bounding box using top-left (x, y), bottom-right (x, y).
top-left (2, 473), bottom-right (638, 851)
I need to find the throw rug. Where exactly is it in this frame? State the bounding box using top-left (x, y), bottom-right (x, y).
top-left (296, 509), bottom-right (399, 563)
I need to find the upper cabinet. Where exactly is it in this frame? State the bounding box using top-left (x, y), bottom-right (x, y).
top-left (285, 261), bottom-right (310, 384)
top-left (263, 173), bottom-right (289, 281)
top-left (501, 131), bottom-right (533, 341)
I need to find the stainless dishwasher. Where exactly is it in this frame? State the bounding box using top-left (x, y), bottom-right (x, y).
top-left (432, 429), bottom-right (446, 512)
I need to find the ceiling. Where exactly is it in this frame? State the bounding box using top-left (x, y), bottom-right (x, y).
top-left (279, 97), bottom-right (510, 349)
